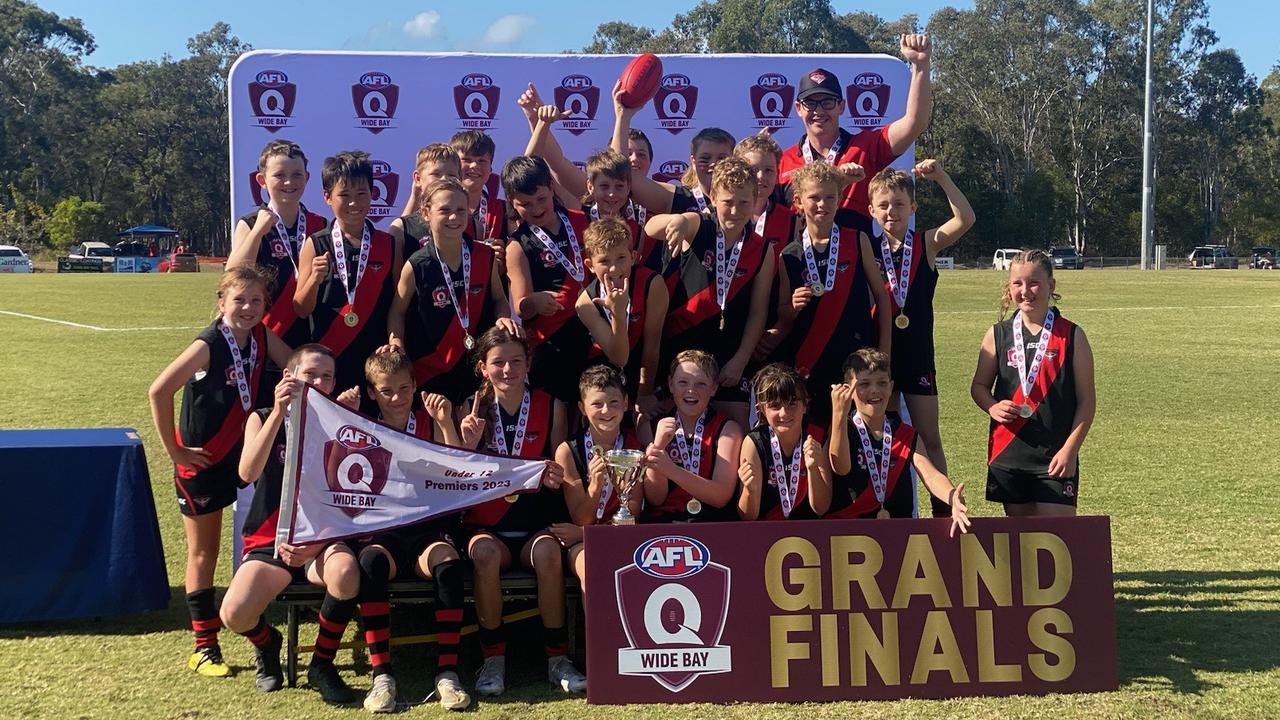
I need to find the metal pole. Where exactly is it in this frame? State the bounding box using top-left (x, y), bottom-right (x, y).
top-left (1140, 0), bottom-right (1156, 269)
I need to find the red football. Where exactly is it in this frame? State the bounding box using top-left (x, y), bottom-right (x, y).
top-left (617, 53), bottom-right (663, 109)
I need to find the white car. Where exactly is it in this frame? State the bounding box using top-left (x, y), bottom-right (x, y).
top-left (0, 245), bottom-right (33, 273)
top-left (71, 241), bottom-right (116, 269)
top-left (992, 248), bottom-right (1023, 271)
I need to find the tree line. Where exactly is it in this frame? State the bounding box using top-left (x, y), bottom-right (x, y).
top-left (1, 0), bottom-right (1276, 261)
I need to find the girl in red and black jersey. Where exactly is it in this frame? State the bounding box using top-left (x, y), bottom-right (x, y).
top-left (646, 157), bottom-right (776, 429)
top-left (503, 155), bottom-right (594, 403)
top-left (738, 364), bottom-right (833, 521)
top-left (455, 326), bottom-right (586, 695)
top-left (868, 161), bottom-right (975, 517)
top-left (387, 177), bottom-right (520, 407)
top-left (148, 265), bottom-right (291, 678)
top-left (972, 250), bottom-right (1095, 516)
top-left (220, 344), bottom-right (366, 705)
top-left (575, 218), bottom-right (669, 417)
top-left (827, 349), bottom-right (970, 537)
top-left (770, 162), bottom-right (892, 423)
top-left (294, 151), bottom-right (402, 397)
top-left (553, 364), bottom-right (652, 592)
top-left (641, 351), bottom-right (744, 523)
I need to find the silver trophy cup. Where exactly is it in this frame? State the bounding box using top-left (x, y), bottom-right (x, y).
top-left (596, 447), bottom-right (645, 525)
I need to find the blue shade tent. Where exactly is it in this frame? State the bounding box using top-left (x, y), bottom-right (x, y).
top-left (116, 224), bottom-right (179, 237)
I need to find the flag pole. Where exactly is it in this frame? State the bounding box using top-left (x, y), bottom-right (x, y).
top-left (274, 369), bottom-right (305, 558)
top-left (1140, 0), bottom-right (1156, 269)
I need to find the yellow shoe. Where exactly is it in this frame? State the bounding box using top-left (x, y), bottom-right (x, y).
top-left (188, 647), bottom-right (231, 678)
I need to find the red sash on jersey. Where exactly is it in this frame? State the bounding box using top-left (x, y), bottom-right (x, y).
top-left (826, 420), bottom-right (915, 519)
top-left (412, 240), bottom-right (493, 383)
top-left (794, 227), bottom-right (859, 377)
top-left (464, 390), bottom-right (552, 527)
top-left (988, 316), bottom-right (1076, 464)
top-left (410, 408), bottom-right (435, 442)
top-left (176, 324), bottom-right (268, 478)
top-left (263, 211), bottom-right (327, 338)
top-left (525, 211), bottom-right (590, 348)
top-left (587, 267), bottom-right (655, 359)
top-left (666, 232), bottom-right (767, 336)
top-left (243, 507), bottom-right (278, 555)
top-left (314, 229), bottom-right (394, 357)
top-left (654, 411), bottom-right (727, 516)
top-left (470, 199), bottom-right (505, 241)
top-left (761, 202), bottom-right (795, 261)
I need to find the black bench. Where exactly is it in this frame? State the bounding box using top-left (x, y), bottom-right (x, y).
top-left (275, 571), bottom-right (581, 687)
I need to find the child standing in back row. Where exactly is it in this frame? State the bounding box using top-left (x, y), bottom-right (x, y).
top-left (971, 249), bottom-right (1095, 517)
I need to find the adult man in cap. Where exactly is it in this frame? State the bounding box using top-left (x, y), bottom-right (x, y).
top-left (778, 34), bottom-right (933, 231)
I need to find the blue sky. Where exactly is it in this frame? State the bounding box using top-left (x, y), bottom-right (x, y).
top-left (40, 0), bottom-right (1277, 79)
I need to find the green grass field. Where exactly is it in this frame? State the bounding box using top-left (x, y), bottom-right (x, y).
top-left (1, 269), bottom-right (1278, 719)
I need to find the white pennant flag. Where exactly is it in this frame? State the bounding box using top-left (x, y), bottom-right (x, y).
top-left (276, 384), bottom-right (546, 548)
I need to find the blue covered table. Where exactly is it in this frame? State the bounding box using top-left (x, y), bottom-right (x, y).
top-left (0, 428), bottom-right (170, 623)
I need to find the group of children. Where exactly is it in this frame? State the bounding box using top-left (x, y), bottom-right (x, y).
top-left (148, 37), bottom-right (1096, 712)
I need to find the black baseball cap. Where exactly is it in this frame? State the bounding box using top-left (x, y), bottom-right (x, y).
top-left (797, 68), bottom-right (843, 102)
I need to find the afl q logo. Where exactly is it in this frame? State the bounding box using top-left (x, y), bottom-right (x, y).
top-left (554, 75), bottom-right (600, 136)
top-left (614, 536), bottom-right (733, 693)
top-left (653, 74), bottom-right (699, 135)
top-left (845, 72), bottom-right (892, 128)
top-left (454, 73), bottom-right (501, 129)
top-left (749, 72), bottom-right (794, 133)
top-left (322, 425), bottom-right (392, 518)
top-left (366, 160), bottom-right (400, 223)
top-left (247, 70), bottom-right (296, 132)
top-left (651, 160), bottom-right (688, 185)
top-left (352, 71), bottom-right (399, 134)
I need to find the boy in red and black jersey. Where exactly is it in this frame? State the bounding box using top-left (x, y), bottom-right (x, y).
top-left (450, 130), bottom-right (509, 244)
top-left (503, 155), bottom-right (593, 403)
top-left (827, 349), bottom-right (969, 536)
top-left (295, 151), bottom-right (402, 396)
top-left (972, 250), bottom-right (1095, 516)
top-left (738, 364), bottom-right (833, 520)
top-left (220, 344), bottom-right (365, 705)
top-left (645, 157), bottom-right (775, 429)
top-left (769, 162), bottom-right (891, 422)
top-left (775, 36), bottom-right (933, 233)
top-left (387, 176), bottom-right (519, 406)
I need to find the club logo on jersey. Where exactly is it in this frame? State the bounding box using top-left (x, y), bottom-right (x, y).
top-left (653, 74), bottom-right (698, 135)
top-left (454, 73), bottom-right (500, 129)
top-left (1006, 349), bottom-right (1019, 369)
top-left (540, 249), bottom-right (560, 269)
top-left (352, 71), bottom-right (399, 134)
top-left (432, 287), bottom-right (451, 308)
top-left (615, 536), bottom-right (732, 692)
top-left (247, 70), bottom-right (296, 132)
top-left (837, 260), bottom-right (851, 272)
top-left (749, 72), bottom-right (794, 134)
top-left (845, 72), bottom-right (891, 128)
top-left (652, 160), bottom-right (688, 185)
top-left (367, 160), bottom-right (400, 223)
top-left (554, 74), bottom-right (599, 136)
top-left (701, 250), bottom-right (715, 271)
top-left (1063, 481), bottom-right (1075, 498)
top-left (323, 425), bottom-right (392, 518)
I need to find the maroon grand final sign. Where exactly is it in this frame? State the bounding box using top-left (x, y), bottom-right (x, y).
top-left (583, 516), bottom-right (1116, 704)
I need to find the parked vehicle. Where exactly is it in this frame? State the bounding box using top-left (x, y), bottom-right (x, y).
top-left (992, 248), bottom-right (1024, 271)
top-left (1250, 246), bottom-right (1275, 270)
top-left (1188, 245), bottom-right (1239, 269)
top-left (71, 241), bottom-right (116, 270)
top-left (0, 245), bottom-right (33, 273)
top-left (1051, 246), bottom-right (1085, 270)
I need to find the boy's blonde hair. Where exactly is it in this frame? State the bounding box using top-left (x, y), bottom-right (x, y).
top-left (867, 167), bottom-right (915, 203)
top-left (364, 349), bottom-right (415, 385)
top-left (710, 157), bottom-right (757, 199)
top-left (733, 134), bottom-right (782, 165)
top-left (670, 349), bottom-right (719, 384)
top-left (415, 143), bottom-right (461, 173)
top-left (788, 161), bottom-right (849, 199)
top-left (583, 217), bottom-right (632, 257)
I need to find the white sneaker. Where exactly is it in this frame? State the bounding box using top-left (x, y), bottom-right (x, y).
top-left (474, 656), bottom-right (505, 696)
top-left (434, 671), bottom-right (472, 711)
top-left (363, 673), bottom-right (396, 713)
top-left (548, 655), bottom-right (587, 693)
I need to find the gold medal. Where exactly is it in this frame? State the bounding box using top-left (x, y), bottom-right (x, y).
top-left (808, 281), bottom-right (825, 297)
top-left (343, 311), bottom-right (359, 327)
top-left (876, 507), bottom-right (890, 519)
top-left (686, 499), bottom-right (702, 515)
top-left (464, 334), bottom-right (475, 351)
top-left (894, 313), bottom-right (909, 330)
top-left (1017, 403), bottom-right (1034, 418)
top-left (504, 494), bottom-right (518, 504)
top-left (718, 314), bottom-right (725, 331)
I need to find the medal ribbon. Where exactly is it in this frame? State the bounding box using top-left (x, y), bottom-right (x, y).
top-left (585, 430), bottom-right (624, 520)
top-left (879, 227), bottom-right (915, 312)
top-left (331, 221), bottom-right (372, 310)
top-left (626, 199), bottom-right (647, 226)
top-left (802, 222), bottom-right (841, 292)
top-left (1011, 308), bottom-right (1057, 398)
top-left (529, 211), bottom-right (585, 282)
top-left (802, 133), bottom-right (844, 165)
top-left (491, 389), bottom-right (530, 457)
top-left (267, 202), bottom-right (308, 270)
top-left (715, 225), bottom-right (747, 314)
top-left (217, 319), bottom-right (257, 412)
top-left (673, 412), bottom-right (707, 475)
top-left (473, 187), bottom-right (489, 239)
top-left (691, 185), bottom-right (709, 213)
top-left (432, 240), bottom-right (472, 337)
top-left (767, 429), bottom-right (804, 518)
top-left (852, 414), bottom-right (892, 506)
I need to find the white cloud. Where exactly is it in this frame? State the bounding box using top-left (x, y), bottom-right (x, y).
top-left (403, 11), bottom-right (442, 40)
top-left (480, 14), bottom-right (536, 47)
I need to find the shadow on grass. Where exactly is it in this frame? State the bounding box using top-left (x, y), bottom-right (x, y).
top-left (0, 585), bottom-right (190, 638)
top-left (1116, 569), bottom-right (1280, 694)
